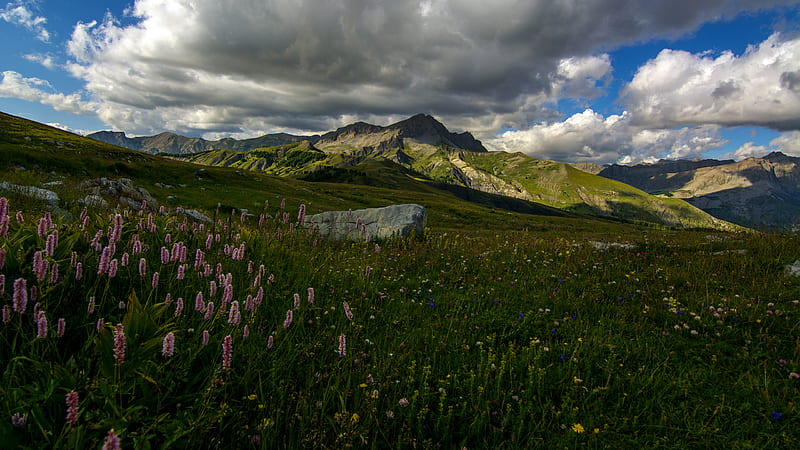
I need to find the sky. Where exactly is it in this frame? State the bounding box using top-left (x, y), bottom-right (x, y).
top-left (1, 0), bottom-right (800, 165)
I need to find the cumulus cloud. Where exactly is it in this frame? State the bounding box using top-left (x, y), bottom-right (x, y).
top-left (717, 131), bottom-right (800, 159)
top-left (0, 70), bottom-right (98, 115)
top-left (623, 33), bottom-right (800, 130)
top-left (0, 0), bottom-right (49, 41)
top-left (488, 109), bottom-right (727, 164)
top-left (42, 0), bottom-right (796, 137)
top-left (23, 52), bottom-right (58, 69)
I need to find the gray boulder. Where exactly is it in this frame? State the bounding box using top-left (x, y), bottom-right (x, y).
top-left (79, 178), bottom-right (158, 211)
top-left (0, 182), bottom-right (60, 205)
top-left (786, 260), bottom-right (800, 277)
top-left (305, 204), bottom-right (427, 241)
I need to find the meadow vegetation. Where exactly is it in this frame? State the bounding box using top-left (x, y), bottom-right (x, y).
top-left (1, 191), bottom-right (798, 448)
top-left (1, 112), bottom-right (799, 448)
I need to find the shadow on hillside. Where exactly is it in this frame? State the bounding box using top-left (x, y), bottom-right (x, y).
top-left (687, 185), bottom-right (800, 231)
top-left (428, 182), bottom-right (571, 217)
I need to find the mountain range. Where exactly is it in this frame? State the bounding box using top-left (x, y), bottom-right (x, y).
top-left (89, 114), bottom-right (744, 231)
top-left (586, 153), bottom-right (800, 231)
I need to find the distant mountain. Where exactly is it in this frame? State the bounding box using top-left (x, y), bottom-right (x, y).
top-left (596, 153), bottom-right (800, 230)
top-left (168, 114), bottom-right (737, 231)
top-left (87, 130), bottom-right (310, 155)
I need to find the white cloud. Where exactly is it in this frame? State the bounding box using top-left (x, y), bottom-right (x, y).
top-left (624, 33), bottom-right (800, 130)
top-left (0, 70), bottom-right (98, 116)
top-left (36, 0), bottom-right (793, 137)
top-left (0, 0), bottom-right (49, 41)
top-left (717, 131), bottom-right (800, 160)
top-left (769, 131), bottom-right (800, 154)
top-left (488, 109), bottom-right (728, 164)
top-left (23, 52), bottom-right (58, 69)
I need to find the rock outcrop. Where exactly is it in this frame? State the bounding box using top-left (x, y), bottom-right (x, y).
top-left (305, 204), bottom-right (427, 241)
top-left (79, 178), bottom-right (159, 211)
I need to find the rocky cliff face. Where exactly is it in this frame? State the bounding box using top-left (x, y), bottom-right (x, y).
top-left (596, 152), bottom-right (800, 230)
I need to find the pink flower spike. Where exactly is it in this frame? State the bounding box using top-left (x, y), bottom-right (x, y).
top-left (162, 332), bottom-right (175, 357)
top-left (267, 335), bottom-right (274, 349)
top-left (13, 278), bottom-right (27, 313)
top-left (174, 298), bottom-right (184, 317)
top-left (57, 318), bottom-right (65, 338)
top-left (228, 301), bottom-right (241, 325)
top-left (338, 333), bottom-right (346, 356)
top-left (139, 258), bottom-right (147, 277)
top-left (36, 311), bottom-right (47, 338)
top-left (221, 335), bottom-right (233, 370)
top-left (102, 428), bottom-right (121, 450)
top-left (204, 302), bottom-right (214, 320)
top-left (307, 287), bottom-right (315, 304)
top-left (113, 324), bottom-right (125, 365)
top-left (283, 310), bottom-right (293, 329)
top-left (202, 330), bottom-right (210, 346)
top-left (65, 391), bottom-right (79, 426)
top-left (151, 271), bottom-right (159, 289)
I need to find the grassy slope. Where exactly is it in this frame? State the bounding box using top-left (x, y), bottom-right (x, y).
top-left (1, 111), bottom-right (639, 236)
top-left (462, 151), bottom-right (740, 230)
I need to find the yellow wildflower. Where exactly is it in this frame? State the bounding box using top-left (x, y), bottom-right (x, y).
top-left (571, 423), bottom-right (585, 433)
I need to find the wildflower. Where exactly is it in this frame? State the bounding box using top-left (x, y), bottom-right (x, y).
top-left (33, 251), bottom-right (47, 282)
top-left (112, 324), bottom-right (126, 365)
top-left (790, 372), bottom-right (800, 380)
top-left (160, 247), bottom-right (169, 264)
top-left (138, 258), bottom-right (147, 277)
top-left (75, 262), bottom-right (83, 280)
top-left (177, 264), bottom-right (185, 280)
top-left (228, 301), bottom-right (241, 324)
top-left (102, 428), bottom-right (121, 450)
top-left (57, 318), bottom-right (65, 338)
top-left (386, 410), bottom-right (395, 419)
top-left (0, 248), bottom-right (5, 269)
top-left (343, 301), bottom-right (353, 320)
top-left (398, 398), bottom-right (409, 407)
top-left (307, 287), bottom-right (315, 304)
top-left (11, 412), bottom-right (27, 427)
top-left (771, 412), bottom-right (782, 420)
top-left (243, 325), bottom-right (250, 338)
top-left (162, 332), bottom-right (175, 357)
top-left (244, 294), bottom-right (254, 312)
top-left (36, 311), bottom-right (47, 338)
top-left (293, 293), bottom-right (300, 310)
top-left (107, 259), bottom-right (118, 278)
top-left (45, 231), bottom-right (57, 257)
top-left (204, 302), bottom-right (215, 320)
top-left (151, 271), bottom-right (159, 289)
top-left (222, 335), bottom-right (233, 370)
top-left (283, 310), bottom-right (293, 328)
top-left (571, 423), bottom-right (585, 433)
top-left (174, 297), bottom-right (184, 317)
top-left (267, 335), bottom-right (274, 349)
top-left (338, 333), bottom-right (347, 356)
top-left (65, 391), bottom-right (79, 426)
top-left (87, 297), bottom-right (95, 314)
top-left (202, 330), bottom-right (210, 346)
top-left (195, 292), bottom-right (205, 311)
top-left (96, 318), bottom-right (104, 332)
top-left (365, 266), bottom-right (371, 277)
top-left (2, 305), bottom-right (9, 324)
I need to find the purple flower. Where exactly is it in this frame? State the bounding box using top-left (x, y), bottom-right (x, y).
top-left (283, 310), bottom-right (293, 328)
top-left (202, 330), bottom-right (210, 346)
top-left (65, 391), bottom-right (79, 426)
top-left (293, 293), bottom-right (300, 310)
top-left (102, 428), bottom-right (121, 450)
top-left (343, 301), bottom-right (353, 320)
top-left (139, 258), bottom-right (147, 277)
top-left (11, 412), bottom-right (27, 427)
top-left (204, 302), bottom-right (215, 320)
top-left (75, 262), bottom-right (83, 280)
top-left (221, 335), bottom-right (233, 370)
top-left (36, 311), bottom-right (47, 338)
top-left (151, 271), bottom-right (159, 289)
top-left (267, 335), bottom-right (274, 349)
top-left (96, 318), bottom-right (104, 332)
top-left (57, 318), bottom-right (65, 338)
top-left (107, 259), bottom-right (118, 278)
top-left (174, 297), bottom-right (184, 317)
top-left (87, 297), bottom-right (95, 314)
top-left (243, 325), bottom-right (250, 338)
top-left (2, 305), bottom-right (9, 324)
top-left (307, 287), bottom-right (315, 304)
top-left (162, 332), bottom-right (175, 357)
top-left (113, 324), bottom-right (125, 365)
top-left (195, 292), bottom-right (205, 311)
top-left (228, 301), bottom-right (241, 325)
top-left (771, 412), bottom-right (783, 420)
top-left (338, 333), bottom-right (347, 356)
top-left (177, 264), bottom-right (185, 280)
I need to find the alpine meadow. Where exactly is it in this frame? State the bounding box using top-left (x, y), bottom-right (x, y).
top-left (1, 110), bottom-right (799, 449)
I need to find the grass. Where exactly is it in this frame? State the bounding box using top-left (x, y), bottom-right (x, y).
top-left (0, 191), bottom-right (798, 448)
top-left (1, 111), bottom-right (799, 448)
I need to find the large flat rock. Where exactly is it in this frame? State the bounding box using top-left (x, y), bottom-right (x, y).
top-left (305, 204), bottom-right (426, 241)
